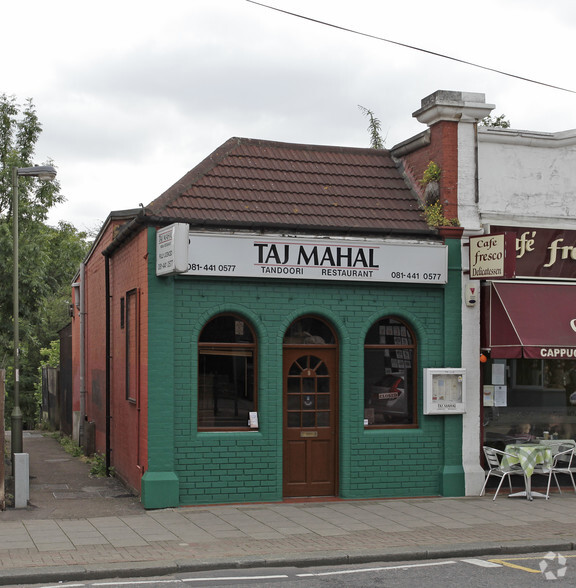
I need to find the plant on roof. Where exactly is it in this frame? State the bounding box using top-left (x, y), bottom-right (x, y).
top-left (358, 105), bottom-right (385, 149)
top-left (422, 201), bottom-right (460, 228)
top-left (420, 161), bottom-right (441, 185)
top-left (419, 162), bottom-right (459, 227)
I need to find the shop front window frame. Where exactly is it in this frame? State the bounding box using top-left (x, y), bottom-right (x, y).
top-left (482, 357), bottom-right (576, 449)
top-left (198, 314), bottom-right (257, 431)
top-left (363, 316), bottom-right (418, 429)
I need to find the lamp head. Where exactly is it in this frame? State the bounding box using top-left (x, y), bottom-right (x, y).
top-left (16, 165), bottom-right (57, 181)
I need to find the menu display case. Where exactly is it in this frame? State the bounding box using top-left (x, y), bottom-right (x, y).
top-left (423, 368), bottom-right (466, 415)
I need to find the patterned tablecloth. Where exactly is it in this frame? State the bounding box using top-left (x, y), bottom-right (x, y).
top-left (502, 444), bottom-right (553, 477)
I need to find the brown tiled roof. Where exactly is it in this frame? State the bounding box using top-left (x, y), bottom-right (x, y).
top-left (147, 137), bottom-right (431, 236)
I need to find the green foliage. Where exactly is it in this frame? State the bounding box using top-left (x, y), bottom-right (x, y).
top-left (480, 114), bottom-right (511, 128)
top-left (50, 431), bottom-right (83, 457)
top-left (0, 95), bottom-right (64, 221)
top-left (89, 453), bottom-right (113, 478)
top-left (358, 105), bottom-right (385, 149)
top-left (418, 161), bottom-right (459, 227)
top-left (422, 201), bottom-right (460, 227)
top-left (1, 95), bottom-right (91, 429)
top-left (49, 432), bottom-right (112, 478)
top-left (420, 161), bottom-right (441, 185)
top-left (34, 340), bottom-right (61, 422)
top-left (40, 340), bottom-right (60, 368)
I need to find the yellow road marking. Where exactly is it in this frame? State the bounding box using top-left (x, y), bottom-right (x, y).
top-left (489, 559), bottom-right (540, 573)
top-left (488, 554), bottom-right (576, 574)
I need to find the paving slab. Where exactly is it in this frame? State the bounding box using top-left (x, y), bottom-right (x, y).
top-left (2, 431), bottom-right (576, 586)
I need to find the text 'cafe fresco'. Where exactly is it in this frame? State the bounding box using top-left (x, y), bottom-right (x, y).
top-left (475, 226), bottom-right (576, 449)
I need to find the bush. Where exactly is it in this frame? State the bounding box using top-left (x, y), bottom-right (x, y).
top-left (89, 453), bottom-right (109, 477)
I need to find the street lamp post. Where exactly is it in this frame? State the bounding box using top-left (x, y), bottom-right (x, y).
top-left (11, 165), bottom-right (57, 457)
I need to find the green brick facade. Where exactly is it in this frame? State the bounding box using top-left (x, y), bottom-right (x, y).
top-left (143, 228), bottom-right (464, 507)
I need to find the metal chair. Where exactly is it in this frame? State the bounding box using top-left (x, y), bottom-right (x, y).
top-left (544, 445), bottom-right (576, 498)
top-left (480, 446), bottom-right (526, 501)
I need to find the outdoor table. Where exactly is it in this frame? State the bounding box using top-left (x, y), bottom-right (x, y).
top-left (502, 444), bottom-right (553, 500)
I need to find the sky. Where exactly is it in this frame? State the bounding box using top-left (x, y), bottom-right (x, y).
top-left (3, 0), bottom-right (576, 233)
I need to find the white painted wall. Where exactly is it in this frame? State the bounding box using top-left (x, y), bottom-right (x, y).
top-left (478, 128), bottom-right (576, 229)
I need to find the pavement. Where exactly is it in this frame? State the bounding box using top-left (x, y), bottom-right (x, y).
top-left (2, 432), bottom-right (576, 586)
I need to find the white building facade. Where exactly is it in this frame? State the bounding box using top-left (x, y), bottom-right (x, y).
top-left (395, 90), bottom-right (576, 494)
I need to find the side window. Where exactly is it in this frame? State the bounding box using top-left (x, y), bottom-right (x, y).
top-left (364, 317), bottom-right (417, 428)
top-left (125, 289), bottom-right (138, 402)
top-left (198, 314), bottom-right (256, 429)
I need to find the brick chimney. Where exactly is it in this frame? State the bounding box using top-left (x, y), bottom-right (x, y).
top-left (411, 90), bottom-right (495, 223)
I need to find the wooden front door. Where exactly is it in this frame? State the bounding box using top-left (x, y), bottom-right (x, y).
top-left (283, 348), bottom-right (338, 497)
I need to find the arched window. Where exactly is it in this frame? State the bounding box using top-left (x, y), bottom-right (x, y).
top-left (364, 317), bottom-right (417, 427)
top-left (198, 314), bottom-right (256, 429)
top-left (283, 316), bottom-right (336, 345)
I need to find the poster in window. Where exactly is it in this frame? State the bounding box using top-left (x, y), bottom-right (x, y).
top-left (493, 385), bottom-right (507, 407)
top-left (492, 363), bottom-right (506, 386)
top-left (483, 385), bottom-right (494, 407)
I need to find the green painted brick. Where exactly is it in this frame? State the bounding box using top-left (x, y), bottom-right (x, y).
top-left (145, 228), bottom-right (463, 505)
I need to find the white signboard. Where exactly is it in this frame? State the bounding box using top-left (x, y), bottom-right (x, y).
top-left (423, 368), bottom-right (466, 414)
top-left (179, 233), bottom-right (447, 284)
top-left (156, 223), bottom-right (189, 276)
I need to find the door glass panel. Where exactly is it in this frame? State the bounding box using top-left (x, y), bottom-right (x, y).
top-left (287, 379), bottom-right (300, 393)
top-left (286, 355), bottom-right (331, 429)
top-left (289, 362), bottom-right (302, 375)
top-left (303, 378), bottom-right (315, 393)
top-left (309, 356), bottom-right (321, 369)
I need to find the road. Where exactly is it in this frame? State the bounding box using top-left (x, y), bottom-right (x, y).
top-left (14, 552), bottom-right (575, 587)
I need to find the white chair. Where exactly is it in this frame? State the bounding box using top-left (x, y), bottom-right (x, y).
top-left (480, 446), bottom-right (526, 501)
top-left (538, 438), bottom-right (576, 456)
top-left (544, 445), bottom-right (576, 498)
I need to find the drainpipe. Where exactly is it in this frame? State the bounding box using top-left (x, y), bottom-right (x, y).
top-left (105, 254), bottom-right (111, 475)
top-left (79, 263), bottom-right (86, 448)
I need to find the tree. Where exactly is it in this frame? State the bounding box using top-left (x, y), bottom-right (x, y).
top-left (33, 339), bottom-right (61, 424)
top-left (0, 95), bottom-right (90, 428)
top-left (358, 105), bottom-right (385, 149)
top-left (0, 95), bottom-right (64, 220)
top-left (480, 114), bottom-right (511, 128)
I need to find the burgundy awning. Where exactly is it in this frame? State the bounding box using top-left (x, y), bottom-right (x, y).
top-left (482, 282), bottom-right (576, 359)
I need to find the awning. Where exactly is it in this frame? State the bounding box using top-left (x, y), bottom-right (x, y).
top-left (482, 282), bottom-right (576, 359)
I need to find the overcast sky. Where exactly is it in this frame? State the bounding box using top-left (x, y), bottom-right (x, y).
top-left (4, 0), bottom-right (576, 232)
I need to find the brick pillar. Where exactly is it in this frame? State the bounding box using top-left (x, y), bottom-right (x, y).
top-left (412, 90), bottom-right (495, 224)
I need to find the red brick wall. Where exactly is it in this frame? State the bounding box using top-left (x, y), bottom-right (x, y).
top-left (399, 121), bottom-right (459, 221)
top-left (108, 229), bottom-right (149, 492)
top-left (71, 222), bottom-right (149, 495)
top-left (71, 226), bottom-right (114, 428)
